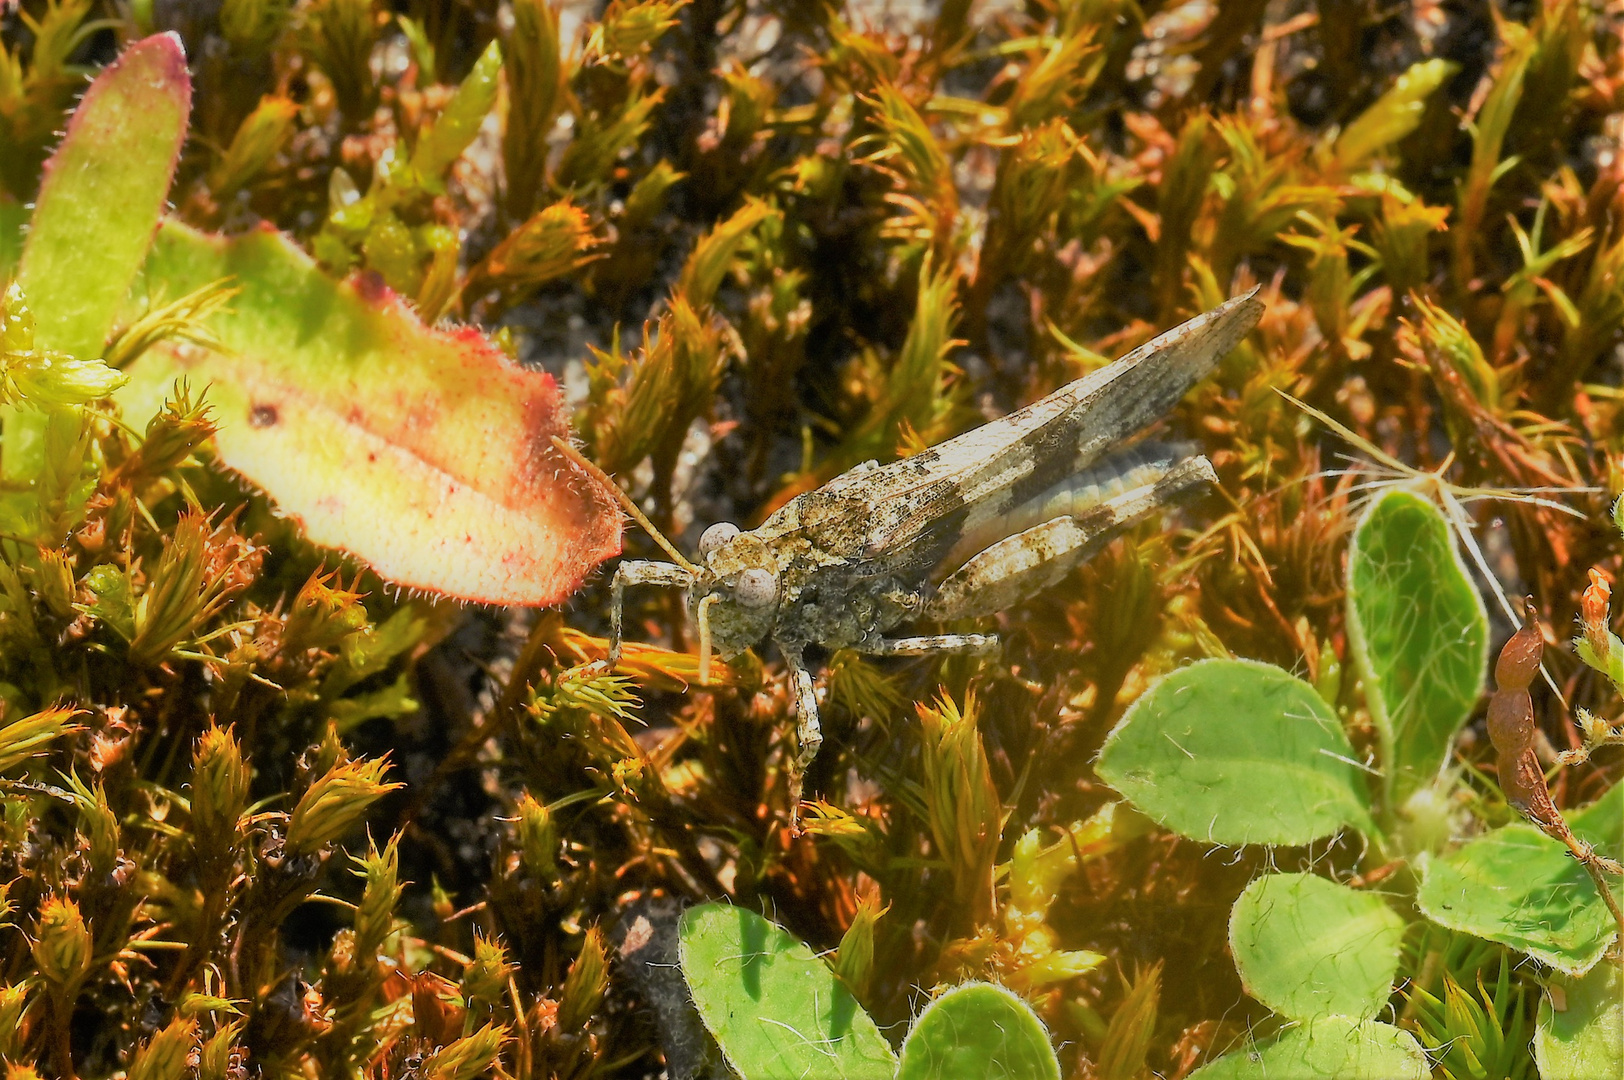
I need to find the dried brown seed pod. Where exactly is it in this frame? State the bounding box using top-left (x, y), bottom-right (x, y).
top-left (1492, 597), bottom-right (1543, 694)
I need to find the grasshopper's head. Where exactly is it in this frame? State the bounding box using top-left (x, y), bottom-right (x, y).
top-left (545, 436), bottom-right (776, 685)
top-left (688, 522), bottom-right (779, 667)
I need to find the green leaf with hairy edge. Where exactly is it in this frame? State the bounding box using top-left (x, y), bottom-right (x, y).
top-left (3, 34), bottom-right (189, 542)
top-left (1229, 873), bottom-right (1406, 1022)
top-left (117, 220), bottom-right (621, 607)
top-left (1095, 659), bottom-right (1374, 846)
top-left (1536, 959), bottom-right (1623, 1078)
top-left (0, 194), bottom-right (23, 278)
top-left (895, 982), bottom-right (1060, 1080)
top-left (18, 32), bottom-right (190, 361)
top-left (1416, 784), bottom-right (1622, 974)
top-left (677, 903), bottom-right (895, 1080)
top-left (1187, 1017), bottom-right (1428, 1080)
top-left (1346, 487), bottom-right (1488, 805)
top-left (1334, 59), bottom-right (1457, 168)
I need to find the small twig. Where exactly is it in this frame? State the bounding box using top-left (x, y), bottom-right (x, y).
top-left (1566, 836), bottom-right (1624, 940)
top-left (49, 991), bottom-right (77, 1080)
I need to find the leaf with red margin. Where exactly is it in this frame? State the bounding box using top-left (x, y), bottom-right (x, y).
top-left (118, 220), bottom-right (621, 606)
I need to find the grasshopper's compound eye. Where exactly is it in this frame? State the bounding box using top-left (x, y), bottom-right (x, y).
top-left (699, 522), bottom-right (740, 558)
top-left (735, 568), bottom-right (776, 608)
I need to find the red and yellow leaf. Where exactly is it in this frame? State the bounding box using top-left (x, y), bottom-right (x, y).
top-left (118, 221), bottom-right (621, 605)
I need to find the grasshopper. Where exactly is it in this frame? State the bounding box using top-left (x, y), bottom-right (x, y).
top-left (554, 289), bottom-right (1263, 822)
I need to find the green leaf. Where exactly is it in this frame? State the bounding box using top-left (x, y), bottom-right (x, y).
top-left (1229, 873), bottom-right (1406, 1022)
top-left (1334, 59), bottom-right (1457, 168)
top-left (1416, 784), bottom-right (1622, 974)
top-left (677, 903), bottom-right (896, 1080)
top-left (411, 39), bottom-right (503, 191)
top-left (0, 194), bottom-right (23, 279)
top-left (1096, 658), bottom-right (1375, 846)
top-left (895, 982), bottom-right (1061, 1080)
top-left (0, 402), bottom-right (98, 543)
top-left (4, 34), bottom-right (190, 544)
top-left (1187, 1017), bottom-right (1428, 1080)
top-left (326, 673), bottom-right (418, 733)
top-left (81, 564), bottom-right (135, 641)
top-left (1345, 488), bottom-right (1488, 805)
top-left (118, 221), bottom-right (621, 606)
top-left (19, 32), bottom-right (190, 361)
top-left (1405, 950), bottom-right (1534, 1080)
top-left (677, 197), bottom-right (774, 309)
top-left (1536, 959), bottom-right (1623, 1079)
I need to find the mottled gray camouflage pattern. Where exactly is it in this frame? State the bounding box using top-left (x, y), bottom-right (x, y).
top-left (607, 288), bottom-right (1265, 824)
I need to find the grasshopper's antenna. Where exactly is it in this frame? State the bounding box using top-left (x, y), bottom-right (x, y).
top-left (550, 436), bottom-right (700, 575)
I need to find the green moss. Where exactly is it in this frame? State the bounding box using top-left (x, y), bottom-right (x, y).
top-left (0, 2), bottom-right (1621, 1076)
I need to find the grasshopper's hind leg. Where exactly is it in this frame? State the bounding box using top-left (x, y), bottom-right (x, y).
top-left (776, 635), bottom-right (996, 831)
top-left (780, 643), bottom-right (822, 832)
top-left (861, 634), bottom-right (1000, 656)
top-left (925, 456), bottom-right (1215, 621)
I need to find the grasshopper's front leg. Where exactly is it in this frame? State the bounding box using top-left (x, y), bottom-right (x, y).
top-left (606, 561), bottom-right (694, 665)
top-left (779, 642), bottom-right (821, 831)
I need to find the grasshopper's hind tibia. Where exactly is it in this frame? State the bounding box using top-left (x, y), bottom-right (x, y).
top-left (861, 634), bottom-right (1000, 656)
top-left (781, 633), bottom-right (996, 831)
top-left (925, 455), bottom-right (1216, 621)
top-left (608, 561), bottom-right (694, 663)
top-left (781, 644), bottom-right (822, 832)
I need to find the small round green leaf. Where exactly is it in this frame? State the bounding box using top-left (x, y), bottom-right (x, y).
top-left (1346, 488), bottom-right (1488, 804)
top-left (1229, 873), bottom-right (1406, 1021)
top-left (1187, 1017), bottom-right (1428, 1080)
top-left (677, 903), bottom-right (896, 1080)
top-left (1536, 959), bottom-right (1623, 1078)
top-left (1416, 785), bottom-right (1622, 974)
top-left (1096, 658), bottom-right (1374, 846)
top-left (896, 982), bottom-right (1060, 1080)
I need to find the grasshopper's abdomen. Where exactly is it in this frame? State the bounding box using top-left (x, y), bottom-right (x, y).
top-left (938, 441), bottom-right (1194, 575)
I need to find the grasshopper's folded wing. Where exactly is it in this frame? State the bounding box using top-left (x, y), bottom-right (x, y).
top-left (863, 289), bottom-right (1264, 576)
